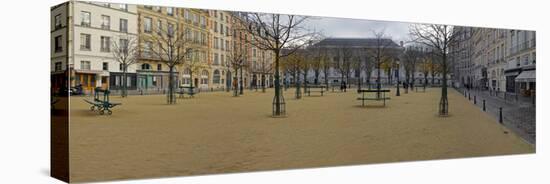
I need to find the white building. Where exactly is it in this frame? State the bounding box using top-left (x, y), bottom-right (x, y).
top-left (51, 1), bottom-right (138, 94)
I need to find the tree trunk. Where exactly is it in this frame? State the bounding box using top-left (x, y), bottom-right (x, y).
top-left (233, 68), bottom-right (238, 97)
top-left (273, 49), bottom-right (283, 116)
top-left (167, 66), bottom-right (176, 104)
top-left (122, 66), bottom-right (127, 97)
top-left (439, 52), bottom-right (449, 116)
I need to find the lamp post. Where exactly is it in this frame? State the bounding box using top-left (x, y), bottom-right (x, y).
top-left (396, 61), bottom-right (400, 96)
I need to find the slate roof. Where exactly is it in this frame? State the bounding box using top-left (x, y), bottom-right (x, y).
top-left (313, 38), bottom-right (402, 48)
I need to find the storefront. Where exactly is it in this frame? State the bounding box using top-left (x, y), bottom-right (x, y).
top-left (515, 68), bottom-right (536, 97)
top-left (72, 69), bottom-right (103, 95)
top-left (109, 72), bottom-right (137, 91)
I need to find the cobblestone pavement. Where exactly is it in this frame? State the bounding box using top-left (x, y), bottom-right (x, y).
top-left (457, 88), bottom-right (536, 144)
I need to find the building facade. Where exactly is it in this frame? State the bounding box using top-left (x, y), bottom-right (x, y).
top-left (450, 26), bottom-right (536, 97)
top-left (308, 38), bottom-right (405, 86)
top-left (51, 1), bottom-right (138, 95)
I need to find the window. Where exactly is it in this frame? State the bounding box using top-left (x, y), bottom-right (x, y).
top-left (214, 53), bottom-right (219, 65)
top-left (54, 36), bottom-right (63, 52)
top-left (119, 4), bottom-right (128, 11)
top-left (157, 20), bottom-right (162, 35)
top-left (144, 17), bottom-right (152, 33)
top-left (167, 7), bottom-right (174, 16)
top-left (81, 60), bottom-right (91, 70)
top-left (200, 33), bottom-right (206, 45)
top-left (200, 16), bottom-right (206, 28)
top-left (157, 64), bottom-right (162, 71)
top-left (55, 62), bottom-right (62, 71)
top-left (193, 13), bottom-right (198, 24)
top-left (144, 41), bottom-right (152, 56)
top-left (220, 23), bottom-right (224, 35)
top-left (220, 38), bottom-right (224, 50)
top-left (80, 34), bottom-right (91, 50)
top-left (100, 36), bottom-right (110, 52)
top-left (141, 63), bottom-right (151, 70)
top-left (54, 14), bottom-right (62, 29)
top-left (201, 70), bottom-right (209, 84)
top-left (214, 22), bottom-right (219, 33)
top-left (168, 23), bottom-right (174, 37)
top-left (103, 62), bottom-right (109, 71)
top-left (80, 11), bottom-right (91, 27)
top-left (213, 70), bottom-right (221, 84)
top-left (225, 40), bottom-right (229, 51)
top-left (101, 15), bottom-right (110, 29)
top-left (220, 13), bottom-right (224, 20)
top-left (126, 76), bottom-right (132, 87)
top-left (221, 54), bottom-right (224, 66)
top-left (226, 26), bottom-right (229, 36)
top-left (184, 9), bottom-right (190, 20)
top-left (119, 19), bottom-right (128, 33)
top-left (119, 39), bottom-right (128, 53)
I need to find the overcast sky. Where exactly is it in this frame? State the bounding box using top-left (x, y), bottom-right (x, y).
top-left (304, 16), bottom-right (413, 42)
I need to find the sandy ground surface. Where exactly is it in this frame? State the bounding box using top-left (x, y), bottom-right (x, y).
top-left (68, 87), bottom-right (534, 182)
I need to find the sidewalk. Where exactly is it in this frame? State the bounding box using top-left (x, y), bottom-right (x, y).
top-left (457, 88), bottom-right (536, 144)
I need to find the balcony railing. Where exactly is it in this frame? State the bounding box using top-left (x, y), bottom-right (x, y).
top-left (81, 22), bottom-right (90, 27)
top-left (101, 24), bottom-right (110, 30)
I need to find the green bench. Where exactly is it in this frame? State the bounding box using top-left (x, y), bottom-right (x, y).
top-left (305, 85), bottom-right (327, 96)
top-left (357, 89), bottom-right (391, 106)
top-left (83, 88), bottom-right (121, 115)
top-left (178, 86), bottom-right (196, 98)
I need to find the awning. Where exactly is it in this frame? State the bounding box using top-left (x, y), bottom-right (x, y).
top-left (515, 70), bottom-right (536, 82)
top-left (504, 71), bottom-right (520, 76)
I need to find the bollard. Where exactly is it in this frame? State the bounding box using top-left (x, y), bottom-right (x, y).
top-left (474, 96), bottom-right (477, 104)
top-left (468, 93), bottom-right (471, 100)
top-left (499, 107), bottom-right (503, 124)
top-left (483, 100), bottom-right (486, 111)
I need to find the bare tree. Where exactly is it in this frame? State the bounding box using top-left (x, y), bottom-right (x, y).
top-left (410, 24), bottom-right (460, 116)
top-left (367, 29), bottom-right (396, 96)
top-left (145, 21), bottom-right (190, 104)
top-left (333, 45), bottom-right (353, 90)
top-left (243, 13), bottom-right (315, 116)
top-left (281, 48), bottom-right (305, 99)
top-left (228, 33), bottom-right (248, 97)
top-left (257, 51), bottom-right (273, 93)
top-left (111, 33), bottom-right (139, 97)
top-left (402, 46), bottom-right (423, 92)
top-left (184, 50), bottom-right (205, 92)
top-left (352, 55), bottom-right (363, 90)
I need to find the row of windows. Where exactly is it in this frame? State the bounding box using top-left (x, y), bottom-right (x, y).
top-left (80, 11), bottom-right (128, 33)
top-left (79, 34), bottom-right (128, 52)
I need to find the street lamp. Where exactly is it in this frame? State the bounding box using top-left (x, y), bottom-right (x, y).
top-left (396, 60), bottom-right (400, 96)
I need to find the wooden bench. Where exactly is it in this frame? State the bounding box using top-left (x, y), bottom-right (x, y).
top-left (178, 86), bottom-right (196, 98)
top-left (83, 88), bottom-right (121, 115)
top-left (305, 85), bottom-right (327, 96)
top-left (357, 89), bottom-right (391, 106)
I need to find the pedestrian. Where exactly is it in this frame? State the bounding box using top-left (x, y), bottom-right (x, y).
top-left (343, 81), bottom-right (347, 92)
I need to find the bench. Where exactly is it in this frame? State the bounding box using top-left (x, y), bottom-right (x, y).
top-left (83, 88), bottom-right (121, 115)
top-left (305, 85), bottom-right (327, 96)
top-left (414, 84), bottom-right (426, 92)
top-left (178, 86), bottom-right (196, 98)
top-left (356, 89), bottom-right (391, 106)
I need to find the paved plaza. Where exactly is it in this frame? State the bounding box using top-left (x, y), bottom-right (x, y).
top-left (68, 88), bottom-right (534, 182)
